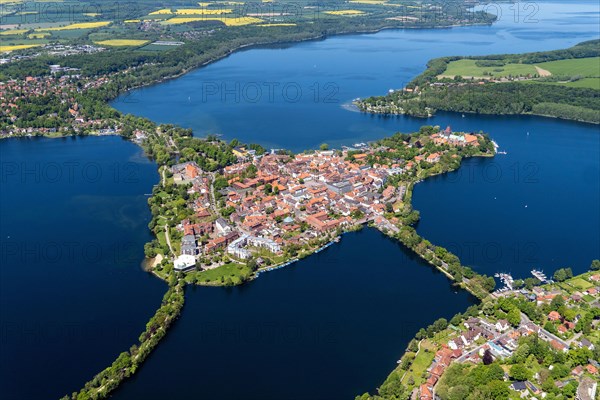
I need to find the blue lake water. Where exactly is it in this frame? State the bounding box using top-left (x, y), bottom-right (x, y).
top-left (0, 137), bottom-right (166, 399)
top-left (113, 228), bottom-right (477, 400)
top-left (1, 1), bottom-right (599, 399)
top-left (114, 1), bottom-right (600, 150)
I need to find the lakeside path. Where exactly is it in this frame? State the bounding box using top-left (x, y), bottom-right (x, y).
top-left (163, 224), bottom-right (174, 256)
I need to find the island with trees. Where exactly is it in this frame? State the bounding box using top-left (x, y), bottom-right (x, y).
top-left (355, 40), bottom-right (600, 124)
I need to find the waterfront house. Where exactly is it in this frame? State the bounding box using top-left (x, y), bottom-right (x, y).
top-left (174, 254), bottom-right (196, 272)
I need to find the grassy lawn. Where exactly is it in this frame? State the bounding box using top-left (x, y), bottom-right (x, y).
top-left (156, 230), bottom-right (167, 247)
top-left (95, 39), bottom-right (149, 47)
top-left (583, 294), bottom-right (595, 302)
top-left (566, 277), bottom-right (594, 291)
top-left (191, 262), bottom-right (250, 285)
top-left (441, 59), bottom-right (537, 78)
top-left (402, 340), bottom-right (436, 386)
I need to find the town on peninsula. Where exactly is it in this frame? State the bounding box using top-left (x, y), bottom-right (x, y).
top-left (0, 1), bottom-right (598, 400)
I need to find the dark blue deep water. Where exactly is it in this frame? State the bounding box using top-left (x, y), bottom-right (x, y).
top-left (1, 1), bottom-right (599, 399)
top-left (113, 228), bottom-right (476, 400)
top-left (0, 137), bottom-right (166, 399)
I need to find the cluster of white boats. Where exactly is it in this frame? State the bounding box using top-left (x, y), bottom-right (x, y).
top-left (493, 269), bottom-right (551, 294)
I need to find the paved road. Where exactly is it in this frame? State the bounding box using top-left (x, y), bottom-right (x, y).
top-left (520, 313), bottom-right (569, 348)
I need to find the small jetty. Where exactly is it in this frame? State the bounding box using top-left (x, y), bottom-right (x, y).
top-left (493, 272), bottom-right (514, 294)
top-left (531, 269), bottom-right (548, 283)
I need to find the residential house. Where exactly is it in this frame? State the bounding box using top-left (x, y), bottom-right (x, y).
top-left (495, 319), bottom-right (510, 332)
top-left (548, 311), bottom-right (561, 321)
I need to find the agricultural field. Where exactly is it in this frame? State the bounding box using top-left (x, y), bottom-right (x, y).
top-left (27, 32), bottom-right (50, 38)
top-left (537, 56), bottom-right (600, 76)
top-left (440, 59), bottom-right (538, 78)
top-left (441, 56), bottom-right (600, 89)
top-left (519, 77), bottom-right (600, 90)
top-left (36, 21), bottom-right (111, 31)
top-left (0, 43), bottom-right (41, 52)
top-left (0, 29), bottom-right (28, 35)
top-left (94, 39), bottom-right (149, 47)
top-left (162, 16), bottom-right (262, 26)
top-left (324, 10), bottom-right (366, 16)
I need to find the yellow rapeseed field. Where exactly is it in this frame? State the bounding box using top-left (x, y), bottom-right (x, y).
top-left (95, 39), bottom-right (149, 46)
top-left (0, 29), bottom-right (28, 35)
top-left (324, 10), bottom-right (365, 16)
top-left (28, 32), bottom-right (50, 38)
top-left (0, 44), bottom-right (42, 52)
top-left (125, 19), bottom-right (141, 23)
top-left (38, 21), bottom-right (111, 31)
top-left (175, 9), bottom-right (233, 15)
top-left (164, 16), bottom-right (262, 26)
top-left (149, 9), bottom-right (173, 15)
